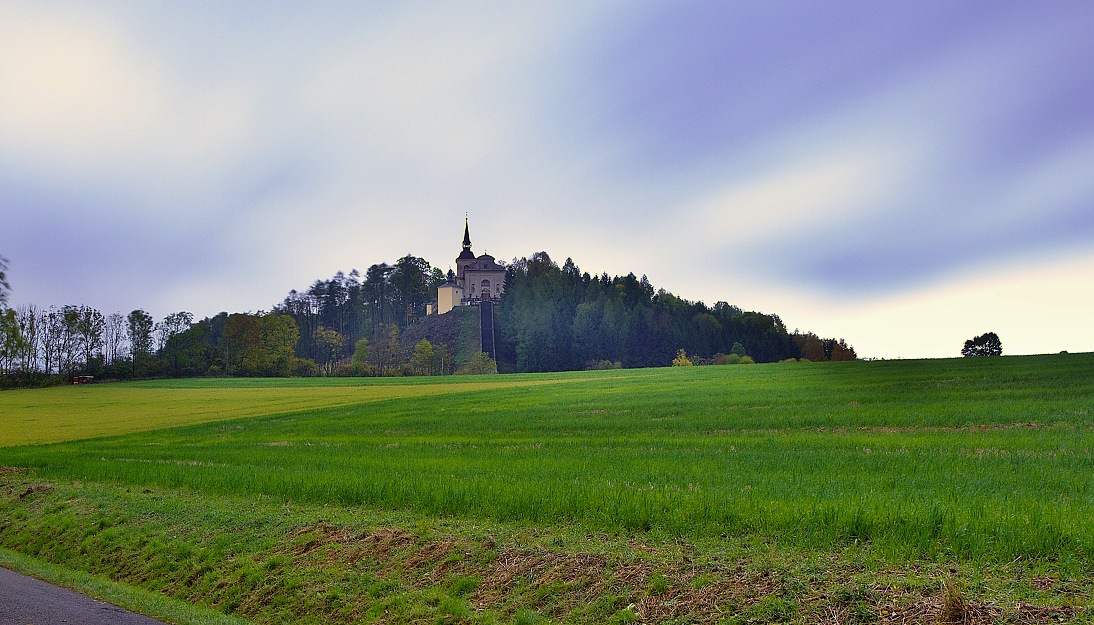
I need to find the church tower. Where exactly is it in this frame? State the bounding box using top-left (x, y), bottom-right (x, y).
top-left (455, 217), bottom-right (477, 282)
top-left (435, 217), bottom-right (507, 314)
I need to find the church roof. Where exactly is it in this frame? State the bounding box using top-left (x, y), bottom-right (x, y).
top-left (471, 254), bottom-right (505, 271)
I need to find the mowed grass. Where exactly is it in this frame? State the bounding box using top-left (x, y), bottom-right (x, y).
top-left (3, 353), bottom-right (1092, 565)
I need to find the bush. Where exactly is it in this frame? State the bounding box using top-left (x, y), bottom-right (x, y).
top-left (586, 359), bottom-right (622, 370)
top-left (711, 353), bottom-right (754, 365)
top-left (672, 349), bottom-right (693, 367)
top-left (459, 352), bottom-right (497, 375)
top-left (333, 362), bottom-right (375, 377)
top-left (290, 358), bottom-right (320, 377)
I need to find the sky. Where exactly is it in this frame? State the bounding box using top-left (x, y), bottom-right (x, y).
top-left (2, 1), bottom-right (1092, 360)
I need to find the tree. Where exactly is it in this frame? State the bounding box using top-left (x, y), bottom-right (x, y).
top-left (313, 326), bottom-right (345, 375)
top-left (0, 257), bottom-right (23, 375)
top-left (0, 255), bottom-right (10, 308)
top-left (156, 311), bottom-right (194, 353)
top-left (259, 314), bottom-right (299, 376)
top-left (460, 351), bottom-right (497, 375)
top-left (0, 308), bottom-right (25, 375)
top-left (433, 342), bottom-right (453, 375)
top-left (157, 311), bottom-right (194, 374)
top-left (103, 312), bottom-right (126, 365)
top-left (220, 313), bottom-right (260, 375)
top-left (962, 332), bottom-right (1002, 357)
top-left (351, 338), bottom-right (370, 365)
top-left (72, 306), bottom-right (105, 372)
top-left (370, 323), bottom-right (401, 374)
top-left (127, 309), bottom-right (155, 365)
top-left (15, 305), bottom-right (41, 373)
top-left (672, 348), bottom-right (693, 367)
top-left (412, 339), bottom-right (436, 375)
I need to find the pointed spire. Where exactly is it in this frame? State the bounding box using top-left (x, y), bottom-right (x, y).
top-left (462, 215), bottom-right (472, 251)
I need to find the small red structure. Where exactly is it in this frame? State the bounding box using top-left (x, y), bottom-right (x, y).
top-left (73, 375), bottom-right (94, 384)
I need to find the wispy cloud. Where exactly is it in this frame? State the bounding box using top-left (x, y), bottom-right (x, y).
top-left (1, 1), bottom-right (1091, 356)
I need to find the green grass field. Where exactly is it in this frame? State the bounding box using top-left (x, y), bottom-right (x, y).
top-left (2, 354), bottom-right (1092, 624)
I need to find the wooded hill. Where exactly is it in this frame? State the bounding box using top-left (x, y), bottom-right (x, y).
top-left (271, 250), bottom-right (854, 375)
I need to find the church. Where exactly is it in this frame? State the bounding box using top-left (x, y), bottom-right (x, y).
top-left (433, 218), bottom-right (506, 315)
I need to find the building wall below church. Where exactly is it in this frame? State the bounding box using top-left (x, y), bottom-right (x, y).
top-left (437, 284), bottom-right (462, 315)
top-left (460, 269), bottom-right (506, 303)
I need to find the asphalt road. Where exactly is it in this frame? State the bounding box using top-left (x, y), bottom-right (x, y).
top-left (0, 567), bottom-right (170, 625)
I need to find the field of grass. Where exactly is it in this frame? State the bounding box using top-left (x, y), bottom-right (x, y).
top-left (0, 376), bottom-right (561, 446)
top-left (1, 354), bottom-right (1092, 624)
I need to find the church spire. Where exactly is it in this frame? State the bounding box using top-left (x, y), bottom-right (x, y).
top-left (457, 215), bottom-right (477, 261)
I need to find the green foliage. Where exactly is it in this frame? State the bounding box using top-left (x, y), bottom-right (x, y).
top-left (370, 323), bottom-right (402, 374)
top-left (0, 307), bottom-right (26, 375)
top-left (291, 358), bottom-right (321, 377)
top-left (711, 353), bottom-right (755, 365)
top-left (312, 326), bottom-right (345, 375)
top-left (412, 339), bottom-right (436, 375)
top-left (586, 359), bottom-right (622, 370)
top-left (496, 254), bottom-right (831, 372)
top-left (351, 338), bottom-right (369, 365)
top-left (127, 309), bottom-right (155, 364)
top-left (275, 257), bottom-right (445, 366)
top-left (671, 348), bottom-right (693, 366)
top-left (962, 331), bottom-right (1002, 357)
top-left (460, 351), bottom-right (497, 374)
top-left (217, 313), bottom-right (301, 377)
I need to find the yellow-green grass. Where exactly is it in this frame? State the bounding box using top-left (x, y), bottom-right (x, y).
top-left (0, 376), bottom-right (567, 447)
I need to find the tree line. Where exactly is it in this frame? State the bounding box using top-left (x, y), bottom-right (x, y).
top-left (494, 252), bottom-right (854, 372)
top-left (0, 253), bottom-right (459, 385)
top-left (0, 250), bottom-right (858, 387)
top-left (270, 254), bottom-right (457, 375)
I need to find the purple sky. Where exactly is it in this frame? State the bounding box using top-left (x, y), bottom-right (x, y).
top-left (2, 1), bottom-right (1092, 359)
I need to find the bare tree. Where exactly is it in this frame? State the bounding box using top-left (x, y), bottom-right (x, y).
top-left (104, 312), bottom-right (127, 364)
top-left (16, 304), bottom-right (41, 372)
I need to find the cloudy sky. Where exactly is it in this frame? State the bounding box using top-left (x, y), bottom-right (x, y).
top-left (2, 1), bottom-right (1092, 359)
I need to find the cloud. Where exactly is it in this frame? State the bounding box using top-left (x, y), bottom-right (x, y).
top-left (1, 1), bottom-right (1092, 359)
top-left (0, 4), bottom-right (255, 191)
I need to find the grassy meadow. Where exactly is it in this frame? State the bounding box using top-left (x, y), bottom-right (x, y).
top-left (1, 354), bottom-right (1092, 624)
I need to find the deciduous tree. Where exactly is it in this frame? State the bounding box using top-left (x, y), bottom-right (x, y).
top-left (351, 338), bottom-right (370, 365)
top-left (127, 309), bottom-right (155, 366)
top-left (0, 308), bottom-right (24, 375)
top-left (412, 338), bottom-right (436, 375)
top-left (313, 326), bottom-right (345, 375)
top-left (672, 348), bottom-right (693, 366)
top-left (72, 306), bottom-right (105, 372)
top-left (103, 312), bottom-right (126, 365)
top-left (962, 332), bottom-right (1002, 357)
